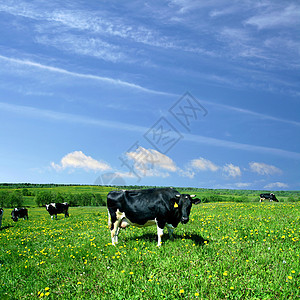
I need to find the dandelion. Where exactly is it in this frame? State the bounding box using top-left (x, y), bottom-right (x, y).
top-left (44, 287), bottom-right (50, 291)
top-left (195, 292), bottom-right (199, 296)
top-left (291, 270), bottom-right (295, 274)
top-left (129, 272), bottom-right (133, 275)
top-left (288, 276), bottom-right (292, 280)
top-left (45, 292), bottom-right (50, 296)
top-left (223, 271), bottom-right (228, 276)
top-left (179, 289), bottom-right (184, 294)
top-left (230, 287), bottom-right (234, 290)
top-left (77, 282), bottom-right (82, 285)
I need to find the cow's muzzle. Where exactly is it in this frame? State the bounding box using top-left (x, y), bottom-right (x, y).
top-left (181, 217), bottom-right (189, 224)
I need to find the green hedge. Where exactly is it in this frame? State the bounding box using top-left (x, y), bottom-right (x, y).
top-left (35, 191), bottom-right (106, 207)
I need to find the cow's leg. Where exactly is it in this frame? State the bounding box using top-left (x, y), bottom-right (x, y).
top-left (166, 223), bottom-right (174, 240)
top-left (260, 198), bottom-right (263, 202)
top-left (65, 210), bottom-right (69, 217)
top-left (114, 226), bottom-right (121, 244)
top-left (111, 219), bottom-right (122, 246)
top-left (156, 219), bottom-right (165, 247)
top-left (108, 209), bottom-right (122, 246)
top-left (51, 215), bottom-right (54, 220)
top-left (157, 226), bottom-right (164, 247)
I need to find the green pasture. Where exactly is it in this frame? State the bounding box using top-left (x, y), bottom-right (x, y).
top-left (0, 202), bottom-right (299, 299)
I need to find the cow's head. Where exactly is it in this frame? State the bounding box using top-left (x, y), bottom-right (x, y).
top-left (45, 203), bottom-right (55, 211)
top-left (175, 194), bottom-right (201, 224)
top-left (11, 209), bottom-right (18, 222)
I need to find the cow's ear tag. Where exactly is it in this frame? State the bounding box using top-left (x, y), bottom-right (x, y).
top-left (174, 202), bottom-right (178, 208)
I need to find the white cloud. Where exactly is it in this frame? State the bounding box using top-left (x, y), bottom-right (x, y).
top-left (220, 27), bottom-right (251, 43)
top-left (0, 2), bottom-right (177, 51)
top-left (209, 6), bottom-right (238, 18)
top-left (223, 163), bottom-right (241, 177)
top-left (0, 102), bottom-right (149, 134)
top-left (179, 157), bottom-right (219, 178)
top-left (181, 158), bottom-right (242, 178)
top-left (36, 34), bottom-right (127, 63)
top-left (51, 151), bottom-right (111, 172)
top-left (125, 146), bottom-right (177, 178)
top-left (245, 4), bottom-right (300, 29)
top-left (249, 162), bottom-right (282, 175)
top-left (0, 54), bottom-right (175, 96)
top-left (235, 182), bottom-right (252, 188)
top-left (264, 182), bottom-right (288, 189)
top-left (179, 169), bottom-right (195, 179)
top-left (202, 100), bottom-right (300, 127)
top-left (190, 157), bottom-right (219, 172)
top-left (114, 171), bottom-right (139, 179)
top-left (2, 101), bottom-right (300, 161)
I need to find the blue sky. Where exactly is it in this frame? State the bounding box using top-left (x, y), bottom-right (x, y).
top-left (0, 0), bottom-right (299, 190)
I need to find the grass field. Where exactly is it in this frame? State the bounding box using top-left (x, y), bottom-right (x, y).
top-left (0, 202), bottom-right (299, 299)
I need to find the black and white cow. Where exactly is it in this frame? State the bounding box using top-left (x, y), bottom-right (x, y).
top-left (11, 208), bottom-right (28, 222)
top-left (0, 208), bottom-right (3, 228)
top-left (45, 202), bottom-right (69, 219)
top-left (260, 193), bottom-right (279, 202)
top-left (107, 187), bottom-right (201, 246)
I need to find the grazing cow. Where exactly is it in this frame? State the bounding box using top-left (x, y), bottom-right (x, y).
top-left (11, 208), bottom-right (28, 222)
top-left (107, 187), bottom-right (201, 246)
top-left (0, 208), bottom-right (3, 228)
top-left (45, 202), bottom-right (69, 219)
top-left (260, 193), bottom-right (279, 202)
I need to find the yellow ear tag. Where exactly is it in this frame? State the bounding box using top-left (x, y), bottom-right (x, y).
top-left (174, 203), bottom-right (178, 208)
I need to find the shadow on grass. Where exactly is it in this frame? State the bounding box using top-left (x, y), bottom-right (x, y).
top-left (0, 225), bottom-right (13, 231)
top-left (126, 232), bottom-right (209, 246)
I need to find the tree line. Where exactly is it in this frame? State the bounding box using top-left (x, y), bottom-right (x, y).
top-left (0, 190), bottom-right (24, 208)
top-left (0, 190), bottom-right (106, 208)
top-left (34, 191), bottom-right (105, 207)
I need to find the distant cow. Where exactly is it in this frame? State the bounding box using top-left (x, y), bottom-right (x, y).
top-left (107, 187), bottom-right (201, 246)
top-left (46, 202), bottom-right (69, 219)
top-left (260, 193), bottom-right (279, 202)
top-left (0, 208), bottom-right (3, 228)
top-left (11, 208), bottom-right (28, 222)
